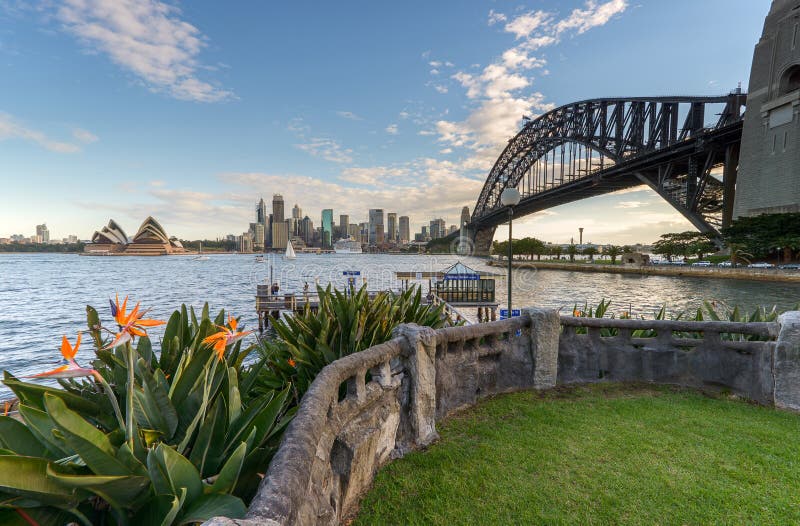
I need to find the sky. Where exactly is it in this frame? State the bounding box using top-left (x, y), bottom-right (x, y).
top-left (0, 0), bottom-right (770, 244)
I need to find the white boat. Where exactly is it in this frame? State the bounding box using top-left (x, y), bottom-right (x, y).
top-left (284, 240), bottom-right (296, 260)
top-left (334, 238), bottom-right (363, 254)
top-left (194, 242), bottom-right (210, 261)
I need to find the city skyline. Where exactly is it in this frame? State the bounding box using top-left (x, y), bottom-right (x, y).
top-left (0, 1), bottom-right (768, 243)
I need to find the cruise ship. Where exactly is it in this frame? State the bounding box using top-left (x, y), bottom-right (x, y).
top-left (334, 238), bottom-right (363, 254)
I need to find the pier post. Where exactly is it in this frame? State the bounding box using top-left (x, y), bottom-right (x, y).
top-left (774, 311), bottom-right (800, 411)
top-left (521, 307), bottom-right (560, 390)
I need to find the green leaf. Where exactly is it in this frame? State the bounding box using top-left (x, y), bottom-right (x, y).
top-left (4, 372), bottom-right (103, 417)
top-left (44, 394), bottom-right (132, 476)
top-left (0, 416), bottom-right (47, 457)
top-left (225, 367), bottom-right (242, 425)
top-left (209, 442), bottom-right (246, 495)
top-left (147, 444), bottom-right (202, 503)
top-left (17, 405), bottom-right (71, 459)
top-left (177, 493), bottom-right (246, 525)
top-left (0, 456), bottom-right (81, 507)
top-left (189, 402), bottom-right (227, 478)
top-left (46, 465), bottom-right (150, 512)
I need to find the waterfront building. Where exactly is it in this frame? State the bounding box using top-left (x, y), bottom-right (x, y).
top-left (339, 215), bottom-right (349, 239)
top-left (239, 232), bottom-right (253, 253)
top-left (292, 203), bottom-right (302, 220)
top-left (735, 0), bottom-right (800, 218)
top-left (347, 223), bottom-right (360, 241)
top-left (399, 216), bottom-right (410, 244)
top-left (460, 206), bottom-right (470, 228)
top-left (369, 209), bottom-right (384, 245)
top-left (449, 225), bottom-right (458, 235)
top-left (86, 217), bottom-right (186, 255)
top-left (35, 224), bottom-right (49, 243)
top-left (272, 194), bottom-right (285, 223)
top-left (387, 213), bottom-right (397, 243)
top-left (266, 214), bottom-right (273, 247)
top-left (321, 209), bottom-right (333, 249)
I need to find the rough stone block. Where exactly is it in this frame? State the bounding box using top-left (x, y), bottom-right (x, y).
top-left (523, 307), bottom-right (560, 389)
top-left (774, 311), bottom-right (800, 410)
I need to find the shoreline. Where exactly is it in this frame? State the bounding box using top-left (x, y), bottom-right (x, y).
top-left (488, 260), bottom-right (800, 284)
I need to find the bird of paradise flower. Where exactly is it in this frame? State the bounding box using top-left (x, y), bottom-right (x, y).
top-left (203, 315), bottom-right (252, 361)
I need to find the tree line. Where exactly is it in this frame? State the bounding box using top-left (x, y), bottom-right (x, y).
top-left (491, 237), bottom-right (629, 264)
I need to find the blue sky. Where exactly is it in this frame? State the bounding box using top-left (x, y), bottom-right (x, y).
top-left (0, 0), bottom-right (768, 243)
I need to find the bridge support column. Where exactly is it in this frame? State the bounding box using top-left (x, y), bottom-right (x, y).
top-left (471, 227), bottom-right (496, 257)
top-left (722, 143), bottom-right (739, 229)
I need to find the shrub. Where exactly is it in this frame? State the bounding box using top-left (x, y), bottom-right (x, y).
top-left (1, 298), bottom-right (291, 525)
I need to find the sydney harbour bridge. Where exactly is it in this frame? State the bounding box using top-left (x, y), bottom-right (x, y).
top-left (454, 93), bottom-right (748, 256)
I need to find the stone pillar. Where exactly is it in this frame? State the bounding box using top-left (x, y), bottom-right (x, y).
top-left (392, 324), bottom-right (439, 449)
top-left (522, 307), bottom-right (560, 390)
top-left (774, 311), bottom-right (800, 411)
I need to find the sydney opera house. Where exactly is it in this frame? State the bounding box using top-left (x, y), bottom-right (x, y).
top-left (84, 217), bottom-right (188, 256)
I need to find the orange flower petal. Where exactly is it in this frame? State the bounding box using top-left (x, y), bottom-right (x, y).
top-left (136, 318), bottom-right (166, 327)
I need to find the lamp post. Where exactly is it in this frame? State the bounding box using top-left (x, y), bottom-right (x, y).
top-left (500, 188), bottom-right (521, 319)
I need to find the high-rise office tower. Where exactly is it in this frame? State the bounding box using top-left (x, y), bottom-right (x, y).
top-left (399, 216), bottom-right (410, 244)
top-left (387, 213), bottom-right (397, 242)
top-left (321, 209), bottom-right (333, 249)
top-left (35, 223), bottom-right (49, 243)
top-left (272, 194), bottom-right (285, 222)
top-left (292, 204), bottom-right (302, 220)
top-left (301, 216), bottom-right (314, 245)
top-left (257, 198), bottom-right (267, 224)
top-left (429, 218), bottom-right (446, 239)
top-left (339, 214), bottom-right (349, 239)
top-left (368, 209), bottom-right (384, 244)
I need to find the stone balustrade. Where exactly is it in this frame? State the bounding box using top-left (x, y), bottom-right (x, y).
top-left (206, 309), bottom-right (800, 526)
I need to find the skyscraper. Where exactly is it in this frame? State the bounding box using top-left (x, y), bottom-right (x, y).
top-left (399, 216), bottom-right (410, 244)
top-left (429, 218), bottom-right (446, 239)
top-left (321, 209), bottom-right (333, 249)
top-left (271, 195), bottom-right (286, 249)
top-left (301, 216), bottom-right (314, 245)
top-left (256, 198), bottom-right (267, 225)
top-left (339, 214), bottom-right (349, 239)
top-left (292, 204), bottom-right (302, 219)
top-left (272, 194), bottom-right (285, 223)
top-left (387, 213), bottom-right (397, 242)
top-left (368, 209), bottom-right (384, 245)
top-left (35, 223), bottom-right (49, 243)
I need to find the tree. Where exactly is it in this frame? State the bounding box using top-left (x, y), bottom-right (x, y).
top-left (582, 246), bottom-right (598, 261)
top-left (722, 213), bottom-right (800, 262)
top-left (551, 245), bottom-right (563, 259)
top-left (605, 245), bottom-right (621, 264)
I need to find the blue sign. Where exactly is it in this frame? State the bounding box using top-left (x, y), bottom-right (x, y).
top-left (342, 270), bottom-right (361, 276)
top-left (444, 273), bottom-right (480, 281)
top-left (499, 309), bottom-right (521, 319)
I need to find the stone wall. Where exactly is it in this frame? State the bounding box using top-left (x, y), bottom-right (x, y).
top-left (206, 309), bottom-right (800, 526)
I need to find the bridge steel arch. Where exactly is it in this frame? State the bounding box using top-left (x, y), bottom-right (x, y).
top-left (464, 94), bottom-right (747, 256)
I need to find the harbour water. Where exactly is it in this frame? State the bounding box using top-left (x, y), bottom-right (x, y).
top-left (1, 253), bottom-right (799, 395)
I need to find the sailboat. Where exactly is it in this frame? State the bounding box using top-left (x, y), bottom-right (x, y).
top-left (284, 240), bottom-right (296, 260)
top-left (194, 241), bottom-right (210, 261)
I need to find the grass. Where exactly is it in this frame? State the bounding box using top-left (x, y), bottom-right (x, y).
top-left (354, 384), bottom-right (800, 525)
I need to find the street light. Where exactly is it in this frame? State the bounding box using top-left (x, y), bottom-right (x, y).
top-left (500, 187), bottom-right (521, 319)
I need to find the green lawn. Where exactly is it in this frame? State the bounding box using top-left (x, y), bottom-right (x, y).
top-left (354, 384), bottom-right (800, 525)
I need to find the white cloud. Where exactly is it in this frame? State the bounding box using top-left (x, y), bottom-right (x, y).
top-left (433, 85), bottom-right (448, 94)
top-left (385, 124), bottom-right (398, 135)
top-left (72, 128), bottom-right (98, 144)
top-left (430, 68), bottom-right (440, 75)
top-left (294, 137), bottom-right (353, 164)
top-left (438, 0), bottom-right (629, 156)
top-left (554, 0), bottom-right (628, 35)
top-left (53, 0), bottom-right (233, 102)
top-left (615, 201), bottom-right (647, 209)
top-left (0, 113), bottom-right (85, 153)
top-left (488, 9), bottom-right (507, 26)
top-left (340, 166), bottom-right (410, 185)
top-left (336, 110), bottom-right (362, 121)
top-left (504, 10), bottom-right (551, 39)
top-left (398, 111), bottom-right (410, 119)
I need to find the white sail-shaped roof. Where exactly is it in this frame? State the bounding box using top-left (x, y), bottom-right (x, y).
top-left (132, 216), bottom-right (170, 243)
